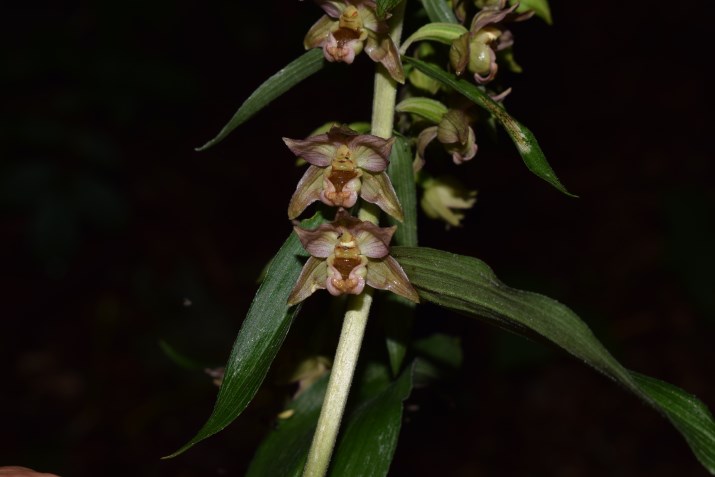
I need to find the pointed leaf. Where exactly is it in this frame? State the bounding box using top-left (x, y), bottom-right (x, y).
top-left (196, 49), bottom-right (325, 151)
top-left (164, 213), bottom-right (325, 458)
top-left (391, 246), bottom-right (715, 474)
top-left (418, 0), bottom-right (458, 24)
top-left (403, 57), bottom-right (576, 197)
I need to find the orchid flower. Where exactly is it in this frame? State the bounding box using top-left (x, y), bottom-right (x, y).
top-left (284, 124), bottom-right (404, 221)
top-left (287, 209), bottom-right (419, 305)
top-left (450, 0), bottom-right (533, 84)
top-left (303, 0), bottom-right (405, 83)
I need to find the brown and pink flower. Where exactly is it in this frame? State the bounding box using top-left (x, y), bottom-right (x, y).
top-left (284, 125), bottom-right (404, 221)
top-left (303, 0), bottom-right (405, 83)
top-left (287, 209), bottom-right (419, 304)
top-left (449, 0), bottom-right (533, 84)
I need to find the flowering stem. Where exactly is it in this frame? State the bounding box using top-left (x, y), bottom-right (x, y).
top-left (302, 3), bottom-right (407, 477)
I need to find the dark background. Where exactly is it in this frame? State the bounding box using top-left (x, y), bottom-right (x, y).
top-left (2, 1), bottom-right (713, 476)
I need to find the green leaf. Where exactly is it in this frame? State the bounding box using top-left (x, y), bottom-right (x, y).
top-left (246, 375), bottom-right (329, 477)
top-left (330, 364), bottom-right (414, 476)
top-left (391, 246), bottom-right (715, 474)
top-left (396, 97), bottom-right (448, 124)
top-left (384, 136), bottom-right (418, 374)
top-left (509, 0), bottom-right (552, 24)
top-left (376, 0), bottom-right (403, 19)
top-left (164, 213), bottom-right (325, 459)
top-left (196, 49), bottom-right (325, 151)
top-left (399, 22), bottom-right (468, 54)
top-left (387, 137), bottom-right (418, 247)
top-left (419, 0), bottom-right (458, 23)
top-left (402, 57), bottom-right (576, 197)
top-left (631, 372), bottom-right (715, 472)
top-left (246, 363), bottom-right (415, 477)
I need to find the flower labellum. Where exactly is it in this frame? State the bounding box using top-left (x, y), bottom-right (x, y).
top-left (304, 0), bottom-right (405, 83)
top-left (288, 209), bottom-right (419, 305)
top-left (284, 125), bottom-right (404, 221)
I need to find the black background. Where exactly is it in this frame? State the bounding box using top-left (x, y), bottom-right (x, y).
top-left (2, 1), bottom-right (714, 476)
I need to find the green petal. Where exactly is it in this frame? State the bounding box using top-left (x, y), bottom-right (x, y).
top-left (288, 165), bottom-right (326, 220)
top-left (287, 256), bottom-right (328, 305)
top-left (367, 256), bottom-right (419, 303)
top-left (361, 171), bottom-right (404, 222)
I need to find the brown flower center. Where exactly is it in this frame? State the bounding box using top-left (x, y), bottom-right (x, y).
top-left (328, 170), bottom-right (359, 193)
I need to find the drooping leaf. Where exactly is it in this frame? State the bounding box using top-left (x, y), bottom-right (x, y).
top-left (402, 57), bottom-right (576, 197)
top-left (376, 0), bottom-right (403, 19)
top-left (383, 136), bottom-right (418, 374)
top-left (164, 213), bottom-right (325, 459)
top-left (245, 363), bottom-right (415, 477)
top-left (196, 49), bottom-right (325, 151)
top-left (419, 0), bottom-right (458, 24)
top-left (509, 0), bottom-right (552, 24)
top-left (391, 246), bottom-right (715, 474)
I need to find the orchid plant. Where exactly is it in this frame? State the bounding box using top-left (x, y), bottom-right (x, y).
top-left (165, 0), bottom-right (715, 475)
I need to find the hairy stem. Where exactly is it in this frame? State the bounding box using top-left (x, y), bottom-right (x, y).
top-left (302, 3), bottom-right (407, 476)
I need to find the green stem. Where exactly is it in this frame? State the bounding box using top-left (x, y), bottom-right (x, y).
top-left (302, 3), bottom-right (407, 477)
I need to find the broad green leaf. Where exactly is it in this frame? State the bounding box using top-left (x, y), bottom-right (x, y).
top-left (403, 57), bottom-right (576, 197)
top-left (196, 49), bottom-right (325, 151)
top-left (399, 22), bottom-right (468, 54)
top-left (376, 0), bottom-right (403, 19)
top-left (419, 0), bottom-right (458, 24)
top-left (509, 0), bottom-right (552, 24)
top-left (396, 97), bottom-right (448, 124)
top-left (384, 137), bottom-right (418, 374)
top-left (164, 213), bottom-right (325, 459)
top-left (246, 363), bottom-right (415, 477)
top-left (392, 246), bottom-right (715, 474)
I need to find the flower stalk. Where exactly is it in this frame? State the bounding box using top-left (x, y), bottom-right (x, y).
top-left (302, 2), bottom-right (407, 476)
